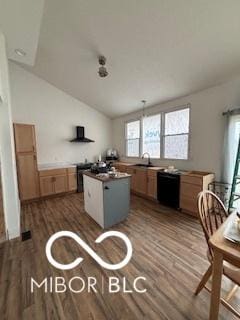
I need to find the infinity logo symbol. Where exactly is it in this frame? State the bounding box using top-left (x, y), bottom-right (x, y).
top-left (46, 231), bottom-right (133, 270)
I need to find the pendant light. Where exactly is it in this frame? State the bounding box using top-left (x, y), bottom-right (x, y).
top-left (141, 100), bottom-right (146, 117)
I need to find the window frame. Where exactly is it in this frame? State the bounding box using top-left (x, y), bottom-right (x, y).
top-left (125, 118), bottom-right (141, 158)
top-left (124, 104), bottom-right (191, 160)
top-left (162, 106), bottom-right (191, 160)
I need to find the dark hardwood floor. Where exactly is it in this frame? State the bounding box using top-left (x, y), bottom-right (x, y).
top-left (0, 193), bottom-right (239, 319)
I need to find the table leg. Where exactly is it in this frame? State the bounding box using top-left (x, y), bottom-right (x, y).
top-left (209, 250), bottom-right (223, 320)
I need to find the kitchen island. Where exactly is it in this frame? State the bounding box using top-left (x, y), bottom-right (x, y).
top-left (83, 171), bottom-right (131, 228)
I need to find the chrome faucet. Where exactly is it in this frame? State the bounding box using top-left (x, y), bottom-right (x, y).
top-left (141, 152), bottom-right (152, 166)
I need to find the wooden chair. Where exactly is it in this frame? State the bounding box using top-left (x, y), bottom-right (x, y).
top-left (195, 190), bottom-right (240, 317)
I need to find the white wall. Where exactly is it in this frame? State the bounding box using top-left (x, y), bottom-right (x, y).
top-left (113, 77), bottom-right (240, 180)
top-left (9, 62), bottom-right (113, 165)
top-left (0, 32), bottom-right (20, 239)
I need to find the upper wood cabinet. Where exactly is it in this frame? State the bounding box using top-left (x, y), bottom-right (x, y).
top-left (14, 123), bottom-right (39, 201)
top-left (13, 124), bottom-right (37, 153)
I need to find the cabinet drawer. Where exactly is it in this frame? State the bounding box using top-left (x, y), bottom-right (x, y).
top-left (180, 182), bottom-right (202, 198)
top-left (67, 167), bottom-right (76, 174)
top-left (147, 170), bottom-right (157, 178)
top-left (181, 175), bottom-right (202, 186)
top-left (39, 168), bottom-right (67, 177)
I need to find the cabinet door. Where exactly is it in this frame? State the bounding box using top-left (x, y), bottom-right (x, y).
top-left (68, 173), bottom-right (77, 191)
top-left (14, 124), bottom-right (36, 153)
top-left (40, 176), bottom-right (55, 197)
top-left (126, 167), bottom-right (135, 191)
top-left (17, 154), bottom-right (39, 200)
top-left (54, 175), bottom-right (67, 194)
top-left (103, 179), bottom-right (130, 228)
top-left (83, 175), bottom-right (104, 227)
top-left (131, 172), bottom-right (137, 192)
top-left (147, 175), bottom-right (157, 199)
top-left (135, 169), bottom-right (147, 195)
top-left (180, 182), bottom-right (202, 216)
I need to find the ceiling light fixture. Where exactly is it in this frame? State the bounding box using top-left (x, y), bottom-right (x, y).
top-left (98, 55), bottom-right (108, 78)
top-left (14, 48), bottom-right (26, 57)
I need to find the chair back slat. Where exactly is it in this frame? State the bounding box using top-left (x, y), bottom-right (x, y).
top-left (197, 191), bottom-right (228, 259)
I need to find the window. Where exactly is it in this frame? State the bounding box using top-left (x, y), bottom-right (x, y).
top-left (142, 114), bottom-right (161, 158)
top-left (126, 120), bottom-right (140, 157)
top-left (124, 106), bottom-right (190, 160)
top-left (163, 108), bottom-right (190, 159)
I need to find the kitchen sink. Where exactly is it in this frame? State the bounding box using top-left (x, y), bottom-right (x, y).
top-left (134, 163), bottom-right (155, 168)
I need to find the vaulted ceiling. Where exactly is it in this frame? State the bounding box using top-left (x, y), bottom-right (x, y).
top-left (0, 0), bottom-right (45, 65)
top-left (18, 1), bottom-right (240, 117)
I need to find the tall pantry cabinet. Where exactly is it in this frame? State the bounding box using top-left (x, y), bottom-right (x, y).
top-left (13, 123), bottom-right (40, 201)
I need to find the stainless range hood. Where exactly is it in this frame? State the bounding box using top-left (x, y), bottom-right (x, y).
top-left (70, 126), bottom-right (94, 143)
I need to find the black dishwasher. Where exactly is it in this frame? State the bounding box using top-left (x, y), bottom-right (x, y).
top-left (157, 171), bottom-right (180, 209)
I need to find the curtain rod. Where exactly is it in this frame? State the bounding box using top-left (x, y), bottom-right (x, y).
top-left (222, 107), bottom-right (240, 116)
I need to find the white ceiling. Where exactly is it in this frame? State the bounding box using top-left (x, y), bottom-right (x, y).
top-left (0, 0), bottom-right (45, 65)
top-left (22, 0), bottom-right (240, 118)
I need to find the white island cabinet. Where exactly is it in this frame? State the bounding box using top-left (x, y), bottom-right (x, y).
top-left (83, 172), bottom-right (131, 228)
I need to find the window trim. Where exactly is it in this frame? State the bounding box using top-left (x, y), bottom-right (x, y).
top-left (124, 104), bottom-right (191, 160)
top-left (125, 118), bottom-right (141, 158)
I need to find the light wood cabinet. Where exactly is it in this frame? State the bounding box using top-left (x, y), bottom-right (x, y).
top-left (180, 172), bottom-right (214, 216)
top-left (147, 171), bottom-right (157, 199)
top-left (39, 176), bottom-right (55, 197)
top-left (14, 123), bottom-right (36, 153)
top-left (125, 167), bottom-right (135, 191)
top-left (14, 123), bottom-right (39, 200)
top-left (54, 175), bottom-right (68, 194)
top-left (16, 153), bottom-right (39, 201)
top-left (135, 169), bottom-right (147, 195)
top-left (68, 173), bottom-right (77, 191)
top-left (67, 168), bottom-right (77, 191)
top-left (128, 167), bottom-right (147, 195)
top-left (125, 166), bottom-right (157, 199)
top-left (39, 169), bottom-right (68, 197)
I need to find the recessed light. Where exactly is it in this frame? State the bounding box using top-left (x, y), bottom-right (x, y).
top-left (14, 49), bottom-right (26, 57)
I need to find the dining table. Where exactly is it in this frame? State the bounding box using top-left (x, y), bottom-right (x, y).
top-left (209, 210), bottom-right (240, 319)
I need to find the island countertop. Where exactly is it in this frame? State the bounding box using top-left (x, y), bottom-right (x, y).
top-left (83, 170), bottom-right (131, 182)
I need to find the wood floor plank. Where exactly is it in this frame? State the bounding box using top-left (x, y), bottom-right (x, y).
top-left (0, 193), bottom-right (238, 319)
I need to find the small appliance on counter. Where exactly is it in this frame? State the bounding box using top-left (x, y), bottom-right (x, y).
top-left (106, 148), bottom-right (118, 161)
top-left (91, 161), bottom-right (108, 174)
